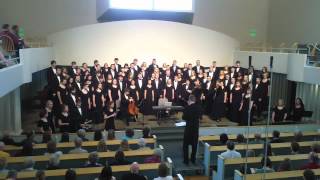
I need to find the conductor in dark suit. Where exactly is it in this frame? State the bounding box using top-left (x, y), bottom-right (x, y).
top-left (182, 95), bottom-right (202, 165)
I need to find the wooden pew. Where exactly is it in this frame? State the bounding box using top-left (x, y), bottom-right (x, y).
top-left (4, 135), bottom-right (157, 155)
top-left (213, 153), bottom-right (310, 180)
top-left (203, 141), bottom-right (319, 175)
top-left (234, 169), bottom-right (320, 180)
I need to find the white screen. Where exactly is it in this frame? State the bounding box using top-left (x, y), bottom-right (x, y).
top-left (109, 0), bottom-right (193, 12)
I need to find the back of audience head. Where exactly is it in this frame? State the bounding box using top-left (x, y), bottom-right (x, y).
top-left (142, 127), bottom-right (151, 138)
top-left (236, 134), bottom-right (245, 144)
top-left (74, 137), bottom-right (83, 148)
top-left (220, 133), bottom-right (229, 145)
top-left (158, 162), bottom-right (170, 178)
top-left (254, 133), bottom-right (262, 141)
top-left (88, 152), bottom-right (99, 165)
top-left (77, 129), bottom-right (87, 140)
top-left (107, 130), bottom-right (115, 140)
top-left (65, 169), bottom-right (76, 180)
top-left (115, 150), bottom-right (125, 162)
top-left (278, 158), bottom-right (291, 171)
top-left (308, 152), bottom-right (319, 164)
top-left (120, 139), bottom-right (130, 151)
top-left (226, 141), bottom-right (235, 151)
top-left (311, 143), bottom-right (320, 153)
top-left (98, 165), bottom-right (113, 180)
top-left (246, 149), bottom-right (255, 157)
top-left (60, 132), bottom-right (69, 142)
top-left (97, 139), bottom-right (108, 152)
top-left (23, 157), bottom-right (35, 170)
top-left (294, 131), bottom-right (303, 142)
top-left (303, 169), bottom-right (316, 180)
top-left (272, 130), bottom-right (280, 139)
top-left (21, 141), bottom-right (33, 156)
top-left (0, 157), bottom-right (7, 170)
top-left (48, 153), bottom-right (61, 168)
top-left (94, 130), bottom-right (103, 141)
top-left (291, 141), bottom-right (300, 154)
top-left (130, 162), bottom-right (140, 174)
top-left (125, 128), bottom-right (134, 139)
top-left (47, 140), bottom-right (57, 154)
top-left (138, 138), bottom-right (146, 148)
top-left (35, 170), bottom-right (46, 180)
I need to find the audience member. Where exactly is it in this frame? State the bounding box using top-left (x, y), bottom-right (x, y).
top-left (37, 109), bottom-right (50, 133)
top-left (65, 169), bottom-right (76, 180)
top-left (77, 129), bottom-right (89, 141)
top-left (96, 165), bottom-right (116, 180)
top-left (84, 152), bottom-right (102, 167)
top-left (47, 153), bottom-right (61, 170)
top-left (122, 162), bottom-right (147, 180)
top-left (119, 139), bottom-right (131, 151)
top-left (110, 151), bottom-right (131, 166)
top-left (142, 127), bottom-right (152, 138)
top-left (293, 131), bottom-right (303, 142)
top-left (0, 157), bottom-right (9, 175)
top-left (300, 152), bottom-right (320, 170)
top-left (303, 169), bottom-right (316, 180)
top-left (253, 157), bottom-right (275, 173)
top-left (60, 132), bottom-right (70, 142)
top-left (0, 142), bottom-right (9, 158)
top-left (97, 139), bottom-right (108, 152)
top-left (154, 162), bottom-right (173, 180)
top-left (144, 148), bottom-right (163, 163)
top-left (249, 133), bottom-right (264, 144)
top-left (123, 128), bottom-right (134, 140)
top-left (22, 157), bottom-right (36, 171)
top-left (19, 131), bottom-right (36, 146)
top-left (311, 143), bottom-right (320, 153)
top-left (259, 142), bottom-right (274, 156)
top-left (68, 137), bottom-right (88, 154)
top-left (94, 130), bottom-right (103, 141)
top-left (291, 141), bottom-right (300, 155)
top-left (35, 170), bottom-right (46, 180)
top-left (220, 141), bottom-right (241, 158)
top-left (138, 138), bottom-right (148, 150)
top-left (107, 130), bottom-right (115, 140)
top-left (269, 130), bottom-right (283, 143)
top-left (45, 141), bottom-right (62, 155)
top-left (245, 149), bottom-right (256, 157)
top-left (219, 133), bottom-right (229, 145)
top-left (15, 141), bottom-right (33, 157)
top-left (42, 130), bottom-right (52, 143)
top-left (277, 158), bottom-right (291, 171)
top-left (236, 134), bottom-right (245, 144)
top-left (0, 132), bottom-right (16, 146)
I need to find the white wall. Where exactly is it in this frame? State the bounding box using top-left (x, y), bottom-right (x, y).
top-left (0, 65), bottom-right (24, 97)
top-left (0, 0), bottom-right (97, 38)
top-left (267, 0), bottom-right (320, 45)
top-left (48, 20), bottom-right (239, 66)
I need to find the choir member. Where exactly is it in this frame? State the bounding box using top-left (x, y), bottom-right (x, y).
top-left (153, 74), bottom-right (162, 103)
top-left (74, 75), bottom-right (82, 95)
top-left (239, 88), bottom-right (253, 126)
top-left (292, 98), bottom-right (305, 122)
top-left (192, 79), bottom-right (203, 103)
top-left (70, 98), bottom-right (87, 132)
top-left (230, 81), bottom-right (243, 123)
top-left (173, 76), bottom-right (183, 104)
top-left (163, 79), bottom-right (175, 102)
top-left (252, 77), bottom-right (264, 119)
top-left (58, 104), bottom-right (71, 132)
top-left (56, 78), bottom-right (68, 106)
top-left (37, 109), bottom-right (50, 133)
top-left (47, 60), bottom-right (57, 84)
top-left (102, 63), bottom-right (109, 80)
top-left (170, 60), bottom-right (179, 75)
top-left (81, 84), bottom-right (92, 121)
top-left (272, 99), bottom-right (288, 124)
top-left (261, 72), bottom-right (270, 110)
top-left (143, 79), bottom-right (155, 115)
top-left (113, 58), bottom-right (121, 73)
top-left (45, 100), bottom-right (56, 133)
top-left (104, 101), bottom-right (117, 130)
top-left (108, 79), bottom-right (121, 106)
top-left (129, 80), bottom-right (139, 102)
top-left (181, 79), bottom-right (193, 104)
top-left (193, 60), bottom-right (204, 74)
top-left (69, 61), bottom-right (78, 77)
top-left (92, 83), bottom-right (105, 124)
top-left (211, 80), bottom-right (227, 122)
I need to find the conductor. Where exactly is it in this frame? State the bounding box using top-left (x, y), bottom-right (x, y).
top-left (182, 95), bottom-right (202, 165)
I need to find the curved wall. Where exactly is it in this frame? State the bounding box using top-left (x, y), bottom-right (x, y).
top-left (48, 20), bottom-right (239, 66)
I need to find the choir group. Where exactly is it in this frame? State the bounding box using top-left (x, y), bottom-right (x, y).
top-left (41, 58), bottom-right (273, 133)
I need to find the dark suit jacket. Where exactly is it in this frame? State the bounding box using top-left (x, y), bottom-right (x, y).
top-left (192, 65), bottom-right (205, 74)
top-left (183, 103), bottom-right (202, 144)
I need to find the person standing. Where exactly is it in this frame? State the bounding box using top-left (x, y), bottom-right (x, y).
top-left (182, 95), bottom-right (202, 165)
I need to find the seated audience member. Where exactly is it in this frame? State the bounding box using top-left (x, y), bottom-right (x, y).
top-left (154, 162), bottom-right (173, 180)
top-left (45, 141), bottom-right (62, 155)
top-left (272, 99), bottom-right (287, 123)
top-left (300, 152), bottom-right (320, 170)
top-left (311, 143), bottom-right (320, 153)
top-left (144, 148), bottom-right (163, 163)
top-left (42, 130), bottom-right (52, 143)
top-left (119, 139), bottom-right (131, 151)
top-left (293, 131), bottom-right (303, 142)
top-left (15, 141), bottom-right (33, 157)
top-left (249, 133), bottom-right (264, 144)
top-left (94, 130), bottom-right (103, 141)
top-left (236, 134), bottom-right (245, 144)
top-left (22, 157), bottom-right (36, 171)
top-left (253, 157), bottom-right (275, 173)
top-left (60, 132), bottom-right (70, 142)
top-left (219, 133), bottom-right (229, 145)
top-left (291, 141), bottom-right (300, 155)
top-left (65, 169), bottom-right (76, 180)
top-left (84, 152), bottom-right (102, 167)
top-left (259, 142), bottom-right (275, 156)
top-left (110, 151), bottom-right (131, 166)
top-left (246, 149), bottom-right (256, 157)
top-left (138, 138), bottom-right (149, 150)
top-left (97, 139), bottom-right (108, 152)
top-left (303, 169), bottom-right (316, 180)
top-left (1, 132), bottom-right (17, 146)
top-left (19, 131), bottom-right (37, 146)
top-left (142, 127), bottom-right (152, 138)
top-left (96, 165), bottom-right (116, 180)
top-left (6, 170), bottom-right (17, 180)
top-left (277, 158), bottom-right (291, 172)
top-left (122, 162), bottom-right (147, 180)
top-left (47, 153), bottom-right (61, 170)
top-left (107, 130), bottom-right (115, 140)
top-left (0, 142), bottom-right (10, 158)
top-left (0, 157), bottom-right (9, 175)
top-left (122, 128), bottom-right (134, 140)
top-left (220, 141), bottom-right (241, 159)
top-left (68, 137), bottom-right (88, 154)
top-left (292, 98), bottom-right (305, 122)
top-left (35, 170), bottom-right (46, 180)
top-left (269, 130), bottom-right (283, 143)
top-left (77, 129), bottom-right (89, 141)
top-left (37, 109), bottom-right (50, 133)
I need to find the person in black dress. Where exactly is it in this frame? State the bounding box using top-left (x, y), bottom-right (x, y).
top-left (58, 104), bottom-right (71, 133)
top-left (192, 79), bottom-right (203, 103)
top-left (261, 72), bottom-right (270, 111)
top-left (37, 109), bottom-right (50, 133)
top-left (143, 80), bottom-right (155, 115)
top-left (211, 80), bottom-right (227, 122)
top-left (92, 83), bottom-right (105, 124)
top-left (163, 79), bottom-right (175, 102)
top-left (45, 100), bottom-right (56, 133)
top-left (272, 99), bottom-right (287, 124)
top-left (292, 98), bottom-right (305, 122)
top-left (108, 79), bottom-right (121, 109)
top-left (81, 84), bottom-right (92, 121)
top-left (104, 101), bottom-right (117, 130)
top-left (129, 80), bottom-right (139, 103)
top-left (230, 81), bottom-right (243, 123)
top-left (239, 88), bottom-right (253, 126)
